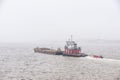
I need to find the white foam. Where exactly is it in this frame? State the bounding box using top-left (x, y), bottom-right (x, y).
top-left (85, 56), bottom-right (120, 63)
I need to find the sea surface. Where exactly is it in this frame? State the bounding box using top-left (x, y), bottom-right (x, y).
top-left (0, 42), bottom-right (120, 80)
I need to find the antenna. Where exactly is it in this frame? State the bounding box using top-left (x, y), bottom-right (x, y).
top-left (71, 35), bottom-right (72, 41)
top-left (68, 38), bottom-right (70, 41)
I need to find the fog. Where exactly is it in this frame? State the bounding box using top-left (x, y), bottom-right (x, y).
top-left (0, 0), bottom-right (120, 43)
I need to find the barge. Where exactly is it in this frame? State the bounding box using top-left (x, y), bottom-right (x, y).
top-left (34, 47), bottom-right (63, 55)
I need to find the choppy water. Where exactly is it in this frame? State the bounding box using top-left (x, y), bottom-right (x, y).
top-left (0, 43), bottom-right (120, 80)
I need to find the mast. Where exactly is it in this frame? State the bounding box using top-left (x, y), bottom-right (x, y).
top-left (71, 35), bottom-right (72, 41)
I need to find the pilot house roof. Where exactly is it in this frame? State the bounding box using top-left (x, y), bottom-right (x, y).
top-left (66, 41), bottom-right (77, 46)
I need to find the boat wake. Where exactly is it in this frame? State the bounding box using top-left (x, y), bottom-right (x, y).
top-left (85, 56), bottom-right (120, 63)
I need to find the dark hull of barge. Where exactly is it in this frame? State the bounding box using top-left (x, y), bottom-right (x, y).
top-left (34, 47), bottom-right (87, 57)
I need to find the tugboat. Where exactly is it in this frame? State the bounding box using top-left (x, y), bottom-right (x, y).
top-left (34, 36), bottom-right (88, 57)
top-left (63, 36), bottom-right (88, 57)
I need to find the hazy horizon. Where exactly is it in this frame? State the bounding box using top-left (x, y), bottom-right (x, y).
top-left (0, 0), bottom-right (120, 43)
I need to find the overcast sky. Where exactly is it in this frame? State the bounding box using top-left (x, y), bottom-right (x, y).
top-left (0, 0), bottom-right (120, 43)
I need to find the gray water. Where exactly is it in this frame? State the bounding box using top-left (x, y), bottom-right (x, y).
top-left (0, 42), bottom-right (120, 80)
